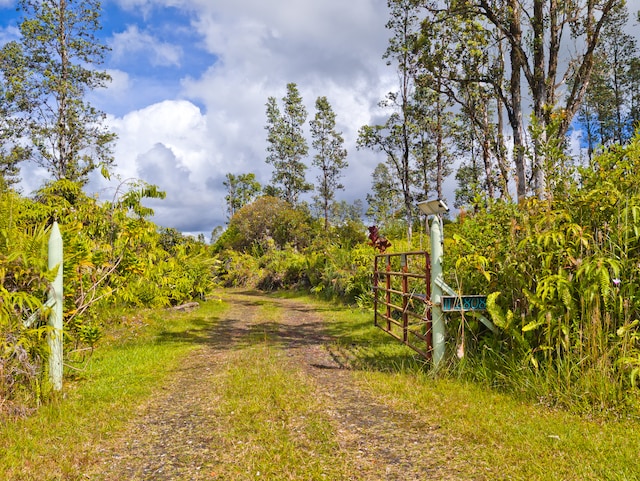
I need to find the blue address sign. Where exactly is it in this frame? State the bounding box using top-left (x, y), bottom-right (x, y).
top-left (441, 295), bottom-right (487, 312)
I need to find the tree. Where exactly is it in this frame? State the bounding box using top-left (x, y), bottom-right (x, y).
top-left (223, 172), bottom-right (261, 221)
top-left (584, 6), bottom-right (637, 147)
top-left (577, 57), bottom-right (617, 158)
top-left (414, 8), bottom-right (513, 202)
top-left (330, 199), bottom-right (363, 225)
top-left (359, 0), bottom-right (423, 242)
top-left (264, 83), bottom-right (312, 204)
top-left (310, 96), bottom-right (348, 230)
top-left (628, 57), bottom-right (640, 131)
top-left (222, 196), bottom-right (316, 252)
top-left (366, 162), bottom-right (402, 230)
top-left (430, 0), bottom-right (620, 200)
top-left (1, 0), bottom-right (116, 186)
top-left (454, 158), bottom-right (484, 211)
top-left (0, 41), bottom-right (31, 186)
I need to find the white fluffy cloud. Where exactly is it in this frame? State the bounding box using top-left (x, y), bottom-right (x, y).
top-left (111, 25), bottom-right (183, 67)
top-left (93, 0), bottom-right (393, 236)
top-left (95, 100), bottom-right (228, 231)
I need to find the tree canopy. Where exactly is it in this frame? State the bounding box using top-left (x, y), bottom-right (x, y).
top-left (0, 0), bottom-right (116, 186)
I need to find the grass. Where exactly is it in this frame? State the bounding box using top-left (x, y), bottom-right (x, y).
top-left (3, 290), bottom-right (640, 480)
top-left (202, 293), bottom-right (352, 479)
top-left (205, 344), bottom-right (351, 480)
top-left (298, 292), bottom-right (640, 480)
top-left (358, 372), bottom-right (640, 480)
top-left (0, 299), bottom-right (228, 481)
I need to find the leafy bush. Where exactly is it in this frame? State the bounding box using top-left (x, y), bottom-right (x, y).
top-left (0, 190), bottom-right (50, 414)
top-left (214, 250), bottom-right (263, 287)
top-left (214, 196), bottom-right (319, 252)
top-left (1, 179), bottom-right (215, 414)
top-left (446, 133), bottom-right (640, 412)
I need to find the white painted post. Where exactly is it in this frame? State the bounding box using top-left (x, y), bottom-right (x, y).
top-left (48, 221), bottom-right (63, 391)
top-left (430, 216), bottom-right (445, 367)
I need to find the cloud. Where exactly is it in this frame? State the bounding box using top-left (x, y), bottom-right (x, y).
top-left (173, 0), bottom-right (392, 231)
top-left (0, 24), bottom-right (19, 44)
top-left (9, 0), bottom-right (640, 238)
top-left (94, 0), bottom-right (395, 235)
top-left (111, 24), bottom-right (182, 67)
top-left (96, 100), bottom-right (227, 232)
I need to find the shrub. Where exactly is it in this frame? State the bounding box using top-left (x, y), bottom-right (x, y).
top-left (216, 196), bottom-right (319, 252)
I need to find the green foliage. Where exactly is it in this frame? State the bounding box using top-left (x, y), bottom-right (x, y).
top-left (223, 172), bottom-right (261, 220)
top-left (366, 162), bottom-right (403, 231)
top-left (214, 196), bottom-right (318, 253)
top-left (213, 210), bottom-right (373, 305)
top-left (446, 132), bottom-right (640, 413)
top-left (1, 178), bottom-right (215, 415)
top-left (0, 188), bottom-right (50, 415)
top-left (265, 83), bottom-right (312, 204)
top-left (214, 249), bottom-right (263, 288)
top-left (310, 96), bottom-right (348, 230)
top-left (2, 0), bottom-right (116, 185)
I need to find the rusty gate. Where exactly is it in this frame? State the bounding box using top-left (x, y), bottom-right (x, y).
top-left (373, 251), bottom-right (432, 359)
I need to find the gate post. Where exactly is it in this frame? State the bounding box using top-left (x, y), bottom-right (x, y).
top-left (430, 216), bottom-right (445, 367)
top-left (418, 199), bottom-right (449, 367)
top-left (48, 222), bottom-right (63, 391)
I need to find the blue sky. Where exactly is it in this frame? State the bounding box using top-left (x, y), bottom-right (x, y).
top-left (0, 0), bottom-right (394, 237)
top-left (0, 0), bottom-right (394, 236)
top-left (97, 1), bottom-right (219, 115)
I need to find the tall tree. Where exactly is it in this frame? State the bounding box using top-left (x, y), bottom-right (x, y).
top-left (416, 9), bottom-right (511, 201)
top-left (0, 42), bottom-right (31, 186)
top-left (627, 57), bottom-right (640, 130)
top-left (594, 6), bottom-right (637, 145)
top-left (264, 83), bottom-right (311, 204)
top-left (439, 0), bottom-right (620, 200)
top-left (577, 56), bottom-right (617, 157)
top-left (359, 0), bottom-right (422, 242)
top-left (330, 199), bottom-right (363, 225)
top-left (310, 96), bottom-right (348, 230)
top-left (1, 0), bottom-right (116, 186)
top-left (366, 162), bottom-right (402, 230)
top-left (223, 172), bottom-right (261, 221)
top-left (454, 158), bottom-right (484, 211)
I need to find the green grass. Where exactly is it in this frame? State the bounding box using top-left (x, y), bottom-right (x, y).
top-left (295, 292), bottom-right (640, 480)
top-left (4, 290), bottom-right (640, 480)
top-left (198, 294), bottom-right (352, 479)
top-left (0, 299), bottom-right (228, 481)
top-left (358, 372), bottom-right (640, 480)
top-left (206, 344), bottom-right (351, 480)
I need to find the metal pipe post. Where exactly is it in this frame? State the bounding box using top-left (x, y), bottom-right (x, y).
top-left (48, 222), bottom-right (63, 391)
top-left (429, 216), bottom-right (445, 367)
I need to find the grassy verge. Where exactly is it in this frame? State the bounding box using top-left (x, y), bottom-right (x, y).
top-left (206, 344), bottom-right (351, 480)
top-left (201, 296), bottom-right (351, 479)
top-left (293, 292), bottom-right (640, 481)
top-left (0, 299), bottom-right (228, 481)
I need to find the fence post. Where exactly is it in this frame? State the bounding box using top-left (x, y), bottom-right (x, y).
top-left (48, 221), bottom-right (63, 391)
top-left (430, 216), bottom-right (445, 367)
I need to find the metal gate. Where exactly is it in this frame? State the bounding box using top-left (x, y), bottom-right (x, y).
top-left (373, 251), bottom-right (432, 359)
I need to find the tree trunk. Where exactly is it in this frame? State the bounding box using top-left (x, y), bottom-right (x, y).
top-left (481, 107), bottom-right (495, 199)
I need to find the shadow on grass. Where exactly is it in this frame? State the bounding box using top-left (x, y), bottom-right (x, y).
top-left (155, 289), bottom-right (430, 375)
top-left (262, 289), bottom-right (431, 374)
top-left (154, 315), bottom-right (220, 345)
top-left (327, 312), bottom-right (430, 374)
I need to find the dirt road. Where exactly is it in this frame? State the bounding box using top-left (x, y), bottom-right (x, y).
top-left (85, 291), bottom-right (463, 480)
